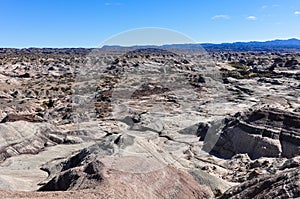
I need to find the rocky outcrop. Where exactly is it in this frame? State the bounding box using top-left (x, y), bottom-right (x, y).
top-left (0, 121), bottom-right (80, 162)
top-left (39, 143), bottom-right (213, 199)
top-left (0, 113), bottom-right (44, 123)
top-left (207, 108), bottom-right (300, 159)
top-left (219, 167), bottom-right (300, 199)
top-left (39, 159), bottom-right (104, 191)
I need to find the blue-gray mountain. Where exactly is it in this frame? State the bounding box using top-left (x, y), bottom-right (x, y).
top-left (103, 38), bottom-right (300, 52)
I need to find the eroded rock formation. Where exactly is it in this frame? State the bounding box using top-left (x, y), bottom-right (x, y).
top-left (208, 108), bottom-right (300, 159)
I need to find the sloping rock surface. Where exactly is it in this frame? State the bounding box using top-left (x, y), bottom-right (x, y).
top-left (0, 121), bottom-right (65, 162)
top-left (38, 143), bottom-right (213, 199)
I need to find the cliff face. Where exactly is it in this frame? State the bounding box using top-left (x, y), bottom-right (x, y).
top-left (207, 108), bottom-right (300, 159)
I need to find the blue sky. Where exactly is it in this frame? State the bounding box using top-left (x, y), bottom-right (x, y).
top-left (0, 0), bottom-right (300, 47)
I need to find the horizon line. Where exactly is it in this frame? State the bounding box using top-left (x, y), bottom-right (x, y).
top-left (1, 37), bottom-right (299, 49)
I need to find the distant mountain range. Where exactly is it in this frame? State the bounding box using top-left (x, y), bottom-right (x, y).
top-left (102, 38), bottom-right (300, 52)
top-left (1, 39), bottom-right (299, 53)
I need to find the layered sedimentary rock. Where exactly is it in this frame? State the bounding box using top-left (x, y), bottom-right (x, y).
top-left (220, 167), bottom-right (300, 199)
top-left (0, 121), bottom-right (67, 162)
top-left (208, 108), bottom-right (300, 159)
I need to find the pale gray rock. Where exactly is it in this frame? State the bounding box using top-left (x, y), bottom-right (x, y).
top-left (189, 169), bottom-right (232, 197)
top-left (0, 121), bottom-right (82, 162)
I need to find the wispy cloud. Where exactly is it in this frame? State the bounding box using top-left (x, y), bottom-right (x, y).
top-left (295, 11), bottom-right (300, 15)
top-left (261, 4), bottom-right (279, 10)
top-left (212, 15), bottom-right (230, 20)
top-left (104, 2), bottom-right (123, 6)
top-left (261, 5), bottom-right (268, 9)
top-left (246, 16), bottom-right (257, 20)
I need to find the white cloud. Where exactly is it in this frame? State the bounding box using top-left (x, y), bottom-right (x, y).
top-left (105, 2), bottom-right (123, 6)
top-left (212, 15), bottom-right (230, 20)
top-left (247, 16), bottom-right (257, 20)
top-left (295, 11), bottom-right (300, 15)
